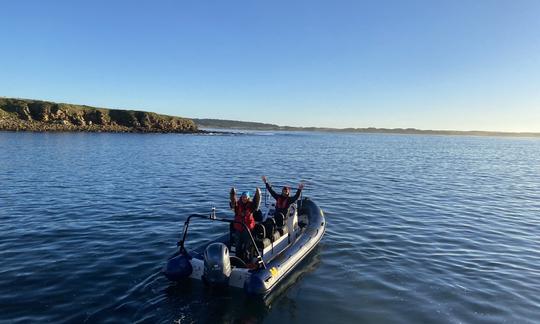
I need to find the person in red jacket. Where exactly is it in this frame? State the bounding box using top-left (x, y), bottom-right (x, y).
top-left (230, 190), bottom-right (256, 232)
top-left (262, 176), bottom-right (304, 218)
top-left (230, 188), bottom-right (260, 261)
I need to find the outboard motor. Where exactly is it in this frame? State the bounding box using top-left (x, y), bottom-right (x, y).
top-left (203, 243), bottom-right (232, 286)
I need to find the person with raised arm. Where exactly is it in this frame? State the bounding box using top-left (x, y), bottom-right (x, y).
top-left (229, 187), bottom-right (260, 261)
top-left (262, 176), bottom-right (304, 218)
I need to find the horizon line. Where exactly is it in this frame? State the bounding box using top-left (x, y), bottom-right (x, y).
top-left (3, 96), bottom-right (539, 135)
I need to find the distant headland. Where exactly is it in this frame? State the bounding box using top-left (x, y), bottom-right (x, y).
top-left (0, 98), bottom-right (198, 133)
top-left (195, 119), bottom-right (540, 138)
top-left (1, 97), bottom-right (538, 137)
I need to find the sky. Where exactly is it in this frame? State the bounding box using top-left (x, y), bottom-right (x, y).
top-left (1, 0), bottom-right (539, 132)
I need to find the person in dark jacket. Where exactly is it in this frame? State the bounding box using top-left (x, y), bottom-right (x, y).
top-left (262, 176), bottom-right (304, 218)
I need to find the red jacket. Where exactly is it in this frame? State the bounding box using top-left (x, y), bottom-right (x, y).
top-left (276, 196), bottom-right (289, 209)
top-left (234, 201), bottom-right (255, 232)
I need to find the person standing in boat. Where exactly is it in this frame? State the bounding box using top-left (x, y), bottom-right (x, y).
top-left (229, 188), bottom-right (260, 261)
top-left (262, 176), bottom-right (304, 218)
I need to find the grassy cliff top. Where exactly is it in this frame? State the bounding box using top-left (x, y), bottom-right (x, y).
top-left (0, 97), bottom-right (198, 133)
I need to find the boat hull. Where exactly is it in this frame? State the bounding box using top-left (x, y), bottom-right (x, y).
top-left (245, 198), bottom-right (325, 295)
top-left (163, 198), bottom-right (326, 296)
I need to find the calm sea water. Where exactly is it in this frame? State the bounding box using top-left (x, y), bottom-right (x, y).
top-left (1, 131), bottom-right (539, 323)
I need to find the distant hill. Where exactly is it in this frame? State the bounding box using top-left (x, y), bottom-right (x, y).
top-left (194, 119), bottom-right (281, 130)
top-left (0, 98), bottom-right (198, 133)
top-left (194, 118), bottom-right (540, 138)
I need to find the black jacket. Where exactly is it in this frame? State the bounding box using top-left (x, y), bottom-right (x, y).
top-left (265, 183), bottom-right (302, 210)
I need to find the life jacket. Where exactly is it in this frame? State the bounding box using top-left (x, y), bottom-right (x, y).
top-left (234, 201), bottom-right (255, 232)
top-left (276, 195), bottom-right (289, 210)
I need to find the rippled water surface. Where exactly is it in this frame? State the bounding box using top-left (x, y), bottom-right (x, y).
top-left (1, 132), bottom-right (540, 323)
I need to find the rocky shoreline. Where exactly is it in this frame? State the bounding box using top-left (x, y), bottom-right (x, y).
top-left (0, 98), bottom-right (198, 133)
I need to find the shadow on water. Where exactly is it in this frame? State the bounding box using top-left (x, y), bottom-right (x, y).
top-left (163, 248), bottom-right (321, 323)
top-left (86, 248), bottom-right (321, 323)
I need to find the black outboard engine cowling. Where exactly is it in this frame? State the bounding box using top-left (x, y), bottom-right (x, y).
top-left (203, 243), bottom-right (232, 286)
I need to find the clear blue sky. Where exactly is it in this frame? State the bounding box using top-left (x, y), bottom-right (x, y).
top-left (1, 0), bottom-right (539, 132)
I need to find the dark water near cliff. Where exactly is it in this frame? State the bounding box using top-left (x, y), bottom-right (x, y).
top-left (1, 131), bottom-right (539, 323)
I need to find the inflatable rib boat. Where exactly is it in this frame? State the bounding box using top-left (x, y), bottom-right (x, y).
top-left (163, 197), bottom-right (325, 296)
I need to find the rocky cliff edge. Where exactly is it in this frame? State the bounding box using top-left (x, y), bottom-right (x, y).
top-left (0, 98), bottom-right (198, 133)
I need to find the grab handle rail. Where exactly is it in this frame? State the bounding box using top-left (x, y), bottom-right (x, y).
top-left (178, 213), bottom-right (266, 269)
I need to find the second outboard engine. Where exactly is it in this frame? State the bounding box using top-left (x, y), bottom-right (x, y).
top-left (203, 243), bottom-right (232, 286)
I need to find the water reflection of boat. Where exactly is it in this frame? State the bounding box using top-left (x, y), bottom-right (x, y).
top-left (162, 197), bottom-right (326, 296)
top-left (255, 247), bottom-right (321, 307)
